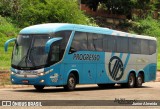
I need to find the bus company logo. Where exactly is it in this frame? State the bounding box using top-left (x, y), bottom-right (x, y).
top-left (108, 56), bottom-right (124, 81)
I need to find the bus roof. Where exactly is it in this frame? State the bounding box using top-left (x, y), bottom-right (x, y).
top-left (20, 23), bottom-right (156, 40)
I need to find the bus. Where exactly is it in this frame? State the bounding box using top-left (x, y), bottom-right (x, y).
top-left (4, 23), bottom-right (157, 91)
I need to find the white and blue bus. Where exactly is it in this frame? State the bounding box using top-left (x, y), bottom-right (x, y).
top-left (5, 23), bottom-right (157, 91)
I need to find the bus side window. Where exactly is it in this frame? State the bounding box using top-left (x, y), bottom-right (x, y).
top-left (70, 32), bottom-right (88, 51)
top-left (117, 37), bottom-right (128, 53)
top-left (103, 36), bottom-right (108, 52)
top-left (149, 40), bottom-right (156, 55)
top-left (129, 38), bottom-right (141, 54)
top-left (107, 35), bottom-right (116, 52)
top-left (141, 39), bottom-right (149, 54)
top-left (87, 33), bottom-right (95, 51)
top-left (50, 42), bottom-right (60, 63)
top-left (93, 34), bottom-right (103, 51)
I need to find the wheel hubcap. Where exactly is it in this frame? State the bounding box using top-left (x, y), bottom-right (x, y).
top-left (69, 77), bottom-right (75, 88)
top-left (129, 76), bottom-right (134, 86)
top-left (137, 77), bottom-right (142, 85)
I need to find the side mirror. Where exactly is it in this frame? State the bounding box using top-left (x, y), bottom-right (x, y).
top-left (45, 37), bottom-right (62, 53)
top-left (4, 38), bottom-right (16, 52)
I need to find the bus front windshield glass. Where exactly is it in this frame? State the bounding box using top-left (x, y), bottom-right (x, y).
top-left (11, 31), bottom-right (71, 70)
top-left (12, 35), bottom-right (52, 69)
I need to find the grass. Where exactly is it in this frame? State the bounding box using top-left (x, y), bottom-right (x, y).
top-left (0, 47), bottom-right (12, 70)
top-left (0, 16), bottom-right (18, 70)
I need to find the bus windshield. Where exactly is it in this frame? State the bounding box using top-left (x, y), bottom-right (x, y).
top-left (11, 31), bottom-right (71, 70)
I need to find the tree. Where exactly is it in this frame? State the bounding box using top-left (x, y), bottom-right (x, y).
top-left (84, 0), bottom-right (160, 19)
top-left (84, 0), bottom-right (133, 19)
top-left (85, 0), bottom-right (102, 11)
top-left (103, 0), bottom-right (133, 19)
top-left (0, 0), bottom-right (96, 27)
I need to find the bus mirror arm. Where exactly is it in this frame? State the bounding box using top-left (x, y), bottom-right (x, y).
top-left (45, 37), bottom-right (62, 53)
top-left (4, 38), bottom-right (16, 52)
top-left (69, 47), bottom-right (77, 54)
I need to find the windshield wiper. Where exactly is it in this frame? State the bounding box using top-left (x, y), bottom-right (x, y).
top-left (17, 50), bottom-right (36, 68)
top-left (17, 55), bottom-right (27, 67)
top-left (17, 36), bottom-right (36, 68)
top-left (28, 47), bottom-right (36, 67)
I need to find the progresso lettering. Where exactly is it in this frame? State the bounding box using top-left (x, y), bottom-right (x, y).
top-left (73, 54), bottom-right (100, 61)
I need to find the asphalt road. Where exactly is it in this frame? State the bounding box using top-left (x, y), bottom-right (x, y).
top-left (0, 82), bottom-right (160, 109)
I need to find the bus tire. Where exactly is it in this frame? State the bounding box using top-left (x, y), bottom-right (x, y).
top-left (34, 85), bottom-right (45, 91)
top-left (127, 73), bottom-right (136, 88)
top-left (64, 73), bottom-right (76, 91)
top-left (135, 73), bottom-right (143, 88)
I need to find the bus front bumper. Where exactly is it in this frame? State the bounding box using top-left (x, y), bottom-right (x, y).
top-left (10, 74), bottom-right (48, 85)
top-left (10, 73), bottom-right (61, 86)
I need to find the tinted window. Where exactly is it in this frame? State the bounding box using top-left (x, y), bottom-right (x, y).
top-left (107, 36), bottom-right (116, 52)
top-left (149, 40), bottom-right (156, 54)
top-left (103, 36), bottom-right (108, 52)
top-left (71, 31), bottom-right (156, 55)
top-left (93, 34), bottom-right (103, 51)
top-left (129, 38), bottom-right (141, 54)
top-left (71, 32), bottom-right (88, 51)
top-left (55, 31), bottom-right (71, 50)
top-left (50, 42), bottom-right (60, 62)
top-left (50, 31), bottom-right (71, 63)
top-left (117, 37), bottom-right (128, 53)
top-left (88, 33), bottom-right (96, 51)
top-left (141, 39), bottom-right (149, 54)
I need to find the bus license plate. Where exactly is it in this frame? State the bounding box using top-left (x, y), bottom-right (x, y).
top-left (22, 80), bottom-right (29, 83)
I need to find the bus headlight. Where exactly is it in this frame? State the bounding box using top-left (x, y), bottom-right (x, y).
top-left (40, 80), bottom-right (44, 83)
top-left (37, 72), bottom-right (44, 76)
top-left (11, 79), bottom-right (14, 82)
top-left (11, 72), bottom-right (15, 75)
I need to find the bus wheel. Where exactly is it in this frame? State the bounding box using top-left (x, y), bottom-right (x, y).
top-left (135, 73), bottom-right (143, 88)
top-left (64, 73), bottom-right (76, 91)
top-left (34, 85), bottom-right (45, 91)
top-left (127, 73), bottom-right (136, 88)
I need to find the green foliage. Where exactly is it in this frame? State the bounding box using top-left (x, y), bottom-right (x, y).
top-left (84, 0), bottom-right (160, 19)
top-left (129, 16), bottom-right (160, 37)
top-left (128, 16), bottom-right (160, 70)
top-left (0, 1), bottom-right (97, 70)
top-left (0, 16), bottom-right (19, 70)
top-left (0, 0), bottom-right (96, 27)
top-left (0, 16), bottom-right (19, 45)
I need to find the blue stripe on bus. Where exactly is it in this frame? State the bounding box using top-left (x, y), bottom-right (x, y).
top-left (111, 52), bottom-right (115, 57)
top-left (119, 53), bottom-right (123, 59)
top-left (124, 53), bottom-right (130, 70)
